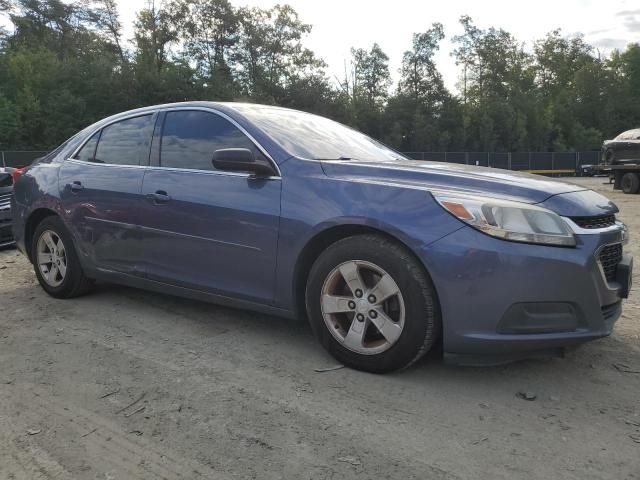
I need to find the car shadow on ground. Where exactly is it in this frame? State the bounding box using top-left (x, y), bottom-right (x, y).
top-left (50, 281), bottom-right (639, 397)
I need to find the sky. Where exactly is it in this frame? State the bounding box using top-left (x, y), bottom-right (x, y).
top-left (5, 0), bottom-right (640, 92)
top-left (117, 0), bottom-right (640, 91)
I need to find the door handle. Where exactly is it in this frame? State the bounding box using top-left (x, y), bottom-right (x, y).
top-left (146, 190), bottom-right (171, 204)
top-left (68, 181), bottom-right (84, 193)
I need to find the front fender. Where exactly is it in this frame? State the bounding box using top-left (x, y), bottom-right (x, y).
top-left (274, 159), bottom-right (464, 312)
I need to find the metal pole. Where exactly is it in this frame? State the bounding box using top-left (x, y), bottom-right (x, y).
top-left (487, 152), bottom-right (490, 168)
top-left (465, 152), bottom-right (469, 165)
top-left (508, 152), bottom-right (512, 170)
top-left (0, 151), bottom-right (4, 168)
top-left (444, 151), bottom-right (447, 163)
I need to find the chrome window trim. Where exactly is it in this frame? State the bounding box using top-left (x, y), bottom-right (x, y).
top-left (65, 158), bottom-right (148, 170)
top-left (66, 106), bottom-right (282, 178)
top-left (144, 165), bottom-right (281, 181)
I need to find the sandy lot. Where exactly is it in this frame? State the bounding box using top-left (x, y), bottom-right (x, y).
top-left (1, 177), bottom-right (639, 480)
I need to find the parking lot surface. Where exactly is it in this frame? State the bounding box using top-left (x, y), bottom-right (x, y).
top-left (1, 177), bottom-right (639, 480)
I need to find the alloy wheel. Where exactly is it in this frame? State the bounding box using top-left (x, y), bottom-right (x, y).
top-left (36, 230), bottom-right (68, 287)
top-left (320, 260), bottom-right (405, 355)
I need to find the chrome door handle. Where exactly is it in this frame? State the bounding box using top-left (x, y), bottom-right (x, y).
top-left (68, 181), bottom-right (83, 193)
top-left (146, 191), bottom-right (171, 203)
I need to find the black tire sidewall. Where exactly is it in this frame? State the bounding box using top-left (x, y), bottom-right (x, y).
top-left (306, 236), bottom-right (439, 373)
top-left (31, 216), bottom-right (85, 298)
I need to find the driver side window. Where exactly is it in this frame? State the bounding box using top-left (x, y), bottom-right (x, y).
top-left (160, 110), bottom-right (256, 171)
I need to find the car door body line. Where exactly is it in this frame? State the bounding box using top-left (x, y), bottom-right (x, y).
top-left (84, 216), bottom-right (136, 230)
top-left (137, 223), bottom-right (262, 251)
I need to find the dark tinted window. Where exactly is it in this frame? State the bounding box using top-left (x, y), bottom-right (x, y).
top-left (74, 132), bottom-right (99, 162)
top-left (160, 110), bottom-right (255, 170)
top-left (95, 115), bottom-right (154, 166)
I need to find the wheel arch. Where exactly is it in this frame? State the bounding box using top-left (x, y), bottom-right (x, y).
top-left (24, 208), bottom-right (59, 262)
top-left (292, 223), bottom-right (439, 321)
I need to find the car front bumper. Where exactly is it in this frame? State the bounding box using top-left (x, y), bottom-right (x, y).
top-left (420, 224), bottom-right (630, 365)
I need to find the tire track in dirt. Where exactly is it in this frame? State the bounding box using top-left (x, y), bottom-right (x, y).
top-left (0, 384), bottom-right (226, 479)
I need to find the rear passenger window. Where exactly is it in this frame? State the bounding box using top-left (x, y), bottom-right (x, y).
top-left (74, 132), bottom-right (99, 162)
top-left (160, 111), bottom-right (256, 171)
top-left (94, 115), bottom-right (154, 166)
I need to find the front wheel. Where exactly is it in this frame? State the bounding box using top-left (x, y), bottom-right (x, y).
top-left (305, 234), bottom-right (440, 373)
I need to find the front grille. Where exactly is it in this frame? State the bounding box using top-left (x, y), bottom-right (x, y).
top-left (599, 243), bottom-right (623, 282)
top-left (0, 193), bottom-right (11, 211)
top-left (572, 214), bottom-right (616, 229)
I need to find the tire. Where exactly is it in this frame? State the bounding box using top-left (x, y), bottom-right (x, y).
top-left (305, 234), bottom-right (440, 373)
top-left (621, 172), bottom-right (640, 194)
top-left (31, 216), bottom-right (93, 298)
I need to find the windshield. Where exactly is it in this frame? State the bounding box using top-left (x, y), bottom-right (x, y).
top-left (232, 104), bottom-right (408, 162)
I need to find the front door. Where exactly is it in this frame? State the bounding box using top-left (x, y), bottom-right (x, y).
top-left (137, 109), bottom-right (281, 304)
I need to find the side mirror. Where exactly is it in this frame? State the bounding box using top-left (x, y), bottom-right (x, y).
top-left (212, 148), bottom-right (275, 177)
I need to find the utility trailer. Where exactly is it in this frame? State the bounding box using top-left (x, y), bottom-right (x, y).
top-left (590, 164), bottom-right (640, 194)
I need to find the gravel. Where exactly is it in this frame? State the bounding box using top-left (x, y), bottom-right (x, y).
top-left (0, 177), bottom-right (638, 479)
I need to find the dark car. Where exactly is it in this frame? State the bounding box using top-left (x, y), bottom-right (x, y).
top-left (579, 164), bottom-right (595, 177)
top-left (603, 128), bottom-right (640, 164)
top-left (11, 102), bottom-right (633, 372)
top-left (0, 167), bottom-right (17, 248)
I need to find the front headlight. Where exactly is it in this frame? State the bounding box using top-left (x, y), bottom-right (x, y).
top-left (433, 193), bottom-right (576, 247)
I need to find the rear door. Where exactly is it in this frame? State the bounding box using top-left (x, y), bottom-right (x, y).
top-left (59, 113), bottom-right (156, 274)
top-left (137, 108), bottom-right (282, 304)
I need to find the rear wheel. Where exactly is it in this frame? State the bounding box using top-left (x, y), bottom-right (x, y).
top-left (32, 216), bottom-right (93, 298)
top-left (305, 234), bottom-right (440, 373)
top-left (621, 172), bottom-right (640, 194)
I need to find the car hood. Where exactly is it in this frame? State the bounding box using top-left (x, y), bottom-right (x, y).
top-left (320, 159), bottom-right (618, 217)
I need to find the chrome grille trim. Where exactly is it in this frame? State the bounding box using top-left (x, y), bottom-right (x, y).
top-left (570, 214), bottom-right (616, 229)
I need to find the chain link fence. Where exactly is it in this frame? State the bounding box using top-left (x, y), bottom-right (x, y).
top-left (402, 151), bottom-right (602, 174)
top-left (1, 151), bottom-right (49, 168)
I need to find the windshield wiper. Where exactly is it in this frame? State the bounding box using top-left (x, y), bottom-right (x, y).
top-left (313, 156), bottom-right (358, 161)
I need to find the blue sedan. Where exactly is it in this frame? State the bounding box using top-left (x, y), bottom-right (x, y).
top-left (11, 102), bottom-right (633, 372)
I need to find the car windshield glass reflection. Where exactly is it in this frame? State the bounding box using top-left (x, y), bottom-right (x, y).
top-left (233, 104), bottom-right (407, 163)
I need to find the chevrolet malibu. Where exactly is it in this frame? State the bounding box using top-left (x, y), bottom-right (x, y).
top-left (11, 102), bottom-right (633, 372)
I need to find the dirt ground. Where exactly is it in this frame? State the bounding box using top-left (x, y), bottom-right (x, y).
top-left (0, 176), bottom-right (639, 480)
